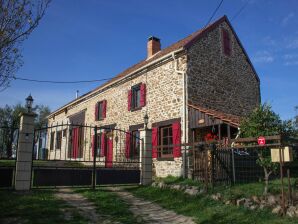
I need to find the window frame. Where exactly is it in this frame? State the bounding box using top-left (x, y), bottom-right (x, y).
top-left (50, 132), bottom-right (55, 151)
top-left (96, 101), bottom-right (104, 120)
top-left (56, 130), bottom-right (62, 150)
top-left (130, 130), bottom-right (140, 159)
top-left (131, 84), bottom-right (141, 110)
top-left (95, 133), bottom-right (106, 157)
top-left (159, 125), bottom-right (173, 158)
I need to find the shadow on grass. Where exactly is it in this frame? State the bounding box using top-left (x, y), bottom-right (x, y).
top-left (0, 190), bottom-right (87, 224)
top-left (75, 188), bottom-right (142, 224)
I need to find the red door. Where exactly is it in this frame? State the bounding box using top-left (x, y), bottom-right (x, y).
top-left (105, 135), bottom-right (113, 168)
top-left (71, 128), bottom-right (79, 159)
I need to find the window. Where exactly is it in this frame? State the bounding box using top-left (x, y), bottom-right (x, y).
top-left (50, 132), bottom-right (55, 151)
top-left (62, 129), bottom-right (67, 137)
top-left (96, 133), bottom-right (106, 157)
top-left (222, 29), bottom-right (231, 56)
top-left (56, 130), bottom-right (62, 149)
top-left (132, 84), bottom-right (141, 109)
top-left (159, 126), bottom-right (173, 158)
top-left (128, 83), bottom-right (146, 111)
top-left (131, 130), bottom-right (140, 159)
top-left (95, 100), bottom-right (107, 120)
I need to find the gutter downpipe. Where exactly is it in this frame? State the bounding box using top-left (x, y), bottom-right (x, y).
top-left (172, 52), bottom-right (188, 178)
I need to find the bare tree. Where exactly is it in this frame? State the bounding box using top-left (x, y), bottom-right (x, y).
top-left (0, 0), bottom-right (51, 91)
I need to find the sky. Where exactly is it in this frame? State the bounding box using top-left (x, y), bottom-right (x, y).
top-left (0, 0), bottom-right (297, 120)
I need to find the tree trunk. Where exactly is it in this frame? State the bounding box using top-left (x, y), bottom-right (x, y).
top-left (263, 167), bottom-right (272, 195)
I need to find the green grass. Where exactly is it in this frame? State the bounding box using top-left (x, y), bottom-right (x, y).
top-left (127, 185), bottom-right (298, 224)
top-left (0, 159), bottom-right (87, 167)
top-left (0, 159), bottom-right (15, 166)
top-left (155, 175), bottom-right (204, 187)
top-left (0, 190), bottom-right (87, 224)
top-left (76, 188), bottom-right (142, 224)
top-left (156, 175), bottom-right (297, 199)
top-left (210, 178), bottom-right (297, 201)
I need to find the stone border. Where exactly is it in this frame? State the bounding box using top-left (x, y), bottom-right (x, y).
top-left (151, 181), bottom-right (298, 218)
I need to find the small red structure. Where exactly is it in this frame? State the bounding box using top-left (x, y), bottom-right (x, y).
top-left (258, 136), bottom-right (266, 145)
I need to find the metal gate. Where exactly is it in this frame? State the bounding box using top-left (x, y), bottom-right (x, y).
top-left (192, 143), bottom-right (232, 186)
top-left (31, 124), bottom-right (142, 188)
top-left (0, 126), bottom-right (19, 189)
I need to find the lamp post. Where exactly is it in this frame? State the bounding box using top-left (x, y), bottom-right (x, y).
top-left (25, 94), bottom-right (34, 113)
top-left (144, 113), bottom-right (149, 130)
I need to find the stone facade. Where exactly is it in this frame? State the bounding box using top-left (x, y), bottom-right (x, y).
top-left (47, 17), bottom-right (260, 178)
top-left (187, 21), bottom-right (260, 117)
top-left (48, 54), bottom-right (187, 176)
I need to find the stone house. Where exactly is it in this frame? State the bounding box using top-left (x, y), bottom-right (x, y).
top-left (47, 16), bottom-right (260, 177)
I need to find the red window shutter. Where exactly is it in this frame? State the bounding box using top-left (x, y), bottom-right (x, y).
top-left (140, 83), bottom-right (146, 107)
top-left (100, 133), bottom-right (106, 157)
top-left (128, 90), bottom-right (132, 111)
top-left (125, 132), bottom-right (131, 159)
top-left (172, 122), bottom-right (181, 157)
top-left (92, 135), bottom-right (95, 157)
top-left (152, 127), bottom-right (158, 158)
top-left (222, 29), bottom-right (231, 56)
top-left (102, 100), bottom-right (107, 118)
top-left (94, 102), bottom-right (99, 121)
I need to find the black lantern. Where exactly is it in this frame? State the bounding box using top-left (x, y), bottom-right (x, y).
top-left (144, 113), bottom-right (149, 130)
top-left (25, 94), bottom-right (34, 113)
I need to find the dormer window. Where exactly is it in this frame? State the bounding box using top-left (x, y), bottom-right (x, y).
top-left (222, 28), bottom-right (231, 56)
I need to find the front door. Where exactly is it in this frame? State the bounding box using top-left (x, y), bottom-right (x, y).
top-left (105, 132), bottom-right (113, 168)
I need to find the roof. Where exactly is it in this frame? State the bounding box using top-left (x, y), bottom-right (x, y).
top-left (49, 15), bottom-right (259, 118)
top-left (188, 103), bottom-right (241, 127)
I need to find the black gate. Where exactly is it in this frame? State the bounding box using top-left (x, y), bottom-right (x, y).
top-left (0, 126), bottom-right (19, 189)
top-left (31, 124), bottom-right (142, 188)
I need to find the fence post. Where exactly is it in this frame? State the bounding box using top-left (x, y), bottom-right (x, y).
top-left (15, 112), bottom-right (37, 191)
top-left (231, 148), bottom-right (236, 185)
top-left (92, 126), bottom-right (97, 190)
top-left (140, 129), bottom-right (152, 185)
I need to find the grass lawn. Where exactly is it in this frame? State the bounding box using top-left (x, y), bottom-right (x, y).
top-left (159, 175), bottom-right (298, 199)
top-left (76, 188), bottom-right (141, 224)
top-left (0, 190), bottom-right (87, 224)
top-left (0, 159), bottom-right (87, 167)
top-left (127, 185), bottom-right (298, 224)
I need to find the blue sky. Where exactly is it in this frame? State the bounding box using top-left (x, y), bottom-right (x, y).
top-left (0, 0), bottom-right (297, 120)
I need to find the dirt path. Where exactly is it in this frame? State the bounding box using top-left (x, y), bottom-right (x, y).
top-left (109, 187), bottom-right (196, 224)
top-left (55, 188), bottom-right (117, 224)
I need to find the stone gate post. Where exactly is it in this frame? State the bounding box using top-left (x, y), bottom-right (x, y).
top-left (15, 112), bottom-right (37, 191)
top-left (140, 129), bottom-right (152, 185)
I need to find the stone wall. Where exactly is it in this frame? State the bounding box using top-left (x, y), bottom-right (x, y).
top-left (187, 21), bottom-right (260, 117)
top-left (48, 54), bottom-right (187, 175)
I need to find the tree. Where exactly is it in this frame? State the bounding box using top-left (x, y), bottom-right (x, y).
top-left (0, 103), bottom-right (51, 157)
top-left (0, 0), bottom-right (51, 91)
top-left (240, 103), bottom-right (295, 195)
top-left (35, 105), bottom-right (51, 129)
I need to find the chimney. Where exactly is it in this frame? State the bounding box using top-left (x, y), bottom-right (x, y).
top-left (147, 36), bottom-right (161, 58)
top-left (76, 90), bottom-right (79, 99)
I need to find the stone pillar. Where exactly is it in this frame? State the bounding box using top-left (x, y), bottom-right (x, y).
top-left (140, 129), bottom-right (152, 185)
top-left (15, 112), bottom-right (37, 191)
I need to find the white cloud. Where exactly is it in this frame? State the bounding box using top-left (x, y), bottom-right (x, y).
top-left (283, 54), bottom-right (298, 66)
top-left (281, 12), bottom-right (295, 26)
top-left (286, 38), bottom-right (298, 49)
top-left (253, 51), bottom-right (274, 64)
top-left (263, 36), bottom-right (276, 46)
